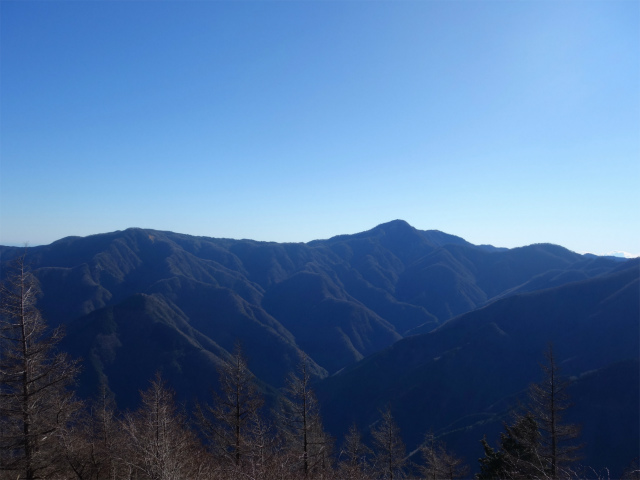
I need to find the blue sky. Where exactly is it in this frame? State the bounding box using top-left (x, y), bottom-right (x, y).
top-left (1, 1), bottom-right (638, 255)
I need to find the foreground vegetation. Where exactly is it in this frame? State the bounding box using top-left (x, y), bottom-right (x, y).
top-left (1, 258), bottom-right (637, 480)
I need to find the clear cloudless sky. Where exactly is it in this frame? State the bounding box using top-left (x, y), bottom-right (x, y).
top-left (1, 0), bottom-right (638, 255)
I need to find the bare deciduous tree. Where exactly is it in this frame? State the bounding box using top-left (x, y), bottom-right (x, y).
top-left (477, 345), bottom-right (583, 480)
top-left (59, 385), bottom-right (129, 480)
top-left (337, 423), bottom-right (372, 480)
top-left (419, 432), bottom-right (469, 480)
top-left (371, 406), bottom-right (406, 480)
top-left (529, 344), bottom-right (581, 479)
top-left (0, 255), bottom-right (81, 479)
top-left (196, 343), bottom-right (264, 471)
top-left (279, 355), bottom-right (332, 478)
top-left (121, 373), bottom-right (210, 480)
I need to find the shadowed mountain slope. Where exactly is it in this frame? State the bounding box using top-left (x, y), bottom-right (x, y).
top-left (316, 259), bottom-right (639, 475)
top-left (0, 221), bottom-right (628, 413)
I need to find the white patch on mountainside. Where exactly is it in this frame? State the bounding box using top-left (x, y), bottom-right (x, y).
top-left (605, 251), bottom-right (640, 259)
top-left (581, 251), bottom-right (639, 259)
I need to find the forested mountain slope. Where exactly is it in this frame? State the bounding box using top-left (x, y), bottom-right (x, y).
top-left (316, 259), bottom-right (639, 476)
top-left (0, 220), bottom-right (625, 408)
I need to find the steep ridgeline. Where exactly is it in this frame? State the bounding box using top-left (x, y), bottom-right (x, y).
top-left (0, 220), bottom-right (625, 409)
top-left (316, 259), bottom-right (640, 477)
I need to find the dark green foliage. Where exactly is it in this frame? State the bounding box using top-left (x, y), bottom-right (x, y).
top-left (500, 413), bottom-right (544, 478)
top-left (477, 437), bottom-right (505, 480)
top-left (477, 413), bottom-right (544, 479)
top-left (476, 347), bottom-right (583, 480)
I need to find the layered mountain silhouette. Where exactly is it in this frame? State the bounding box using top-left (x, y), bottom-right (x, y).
top-left (316, 258), bottom-right (639, 475)
top-left (1, 220), bottom-right (637, 474)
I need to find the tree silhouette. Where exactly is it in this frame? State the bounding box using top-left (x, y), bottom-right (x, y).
top-left (338, 423), bottom-right (372, 480)
top-left (196, 343), bottom-right (264, 470)
top-left (121, 373), bottom-right (210, 480)
top-left (0, 255), bottom-right (80, 479)
top-left (279, 354), bottom-right (332, 478)
top-left (477, 413), bottom-right (544, 479)
top-left (371, 406), bottom-right (406, 480)
top-left (529, 344), bottom-right (581, 479)
top-left (477, 344), bottom-right (582, 480)
top-left (419, 432), bottom-right (469, 480)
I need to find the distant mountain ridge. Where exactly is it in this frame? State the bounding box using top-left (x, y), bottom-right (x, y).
top-left (0, 221), bottom-right (627, 394)
top-left (1, 220), bottom-right (636, 474)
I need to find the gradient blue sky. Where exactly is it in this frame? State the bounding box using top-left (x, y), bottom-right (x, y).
top-left (1, 1), bottom-right (638, 255)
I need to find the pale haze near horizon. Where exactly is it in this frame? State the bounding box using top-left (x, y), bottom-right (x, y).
top-left (1, 1), bottom-right (638, 256)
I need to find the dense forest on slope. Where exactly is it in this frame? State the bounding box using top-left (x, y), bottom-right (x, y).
top-left (316, 259), bottom-right (639, 475)
top-left (1, 254), bottom-right (636, 479)
top-left (0, 220), bottom-right (637, 476)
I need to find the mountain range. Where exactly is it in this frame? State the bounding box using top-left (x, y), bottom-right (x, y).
top-left (1, 220), bottom-right (637, 475)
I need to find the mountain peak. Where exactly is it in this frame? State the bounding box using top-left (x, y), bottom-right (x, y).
top-left (371, 219), bottom-right (415, 235)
